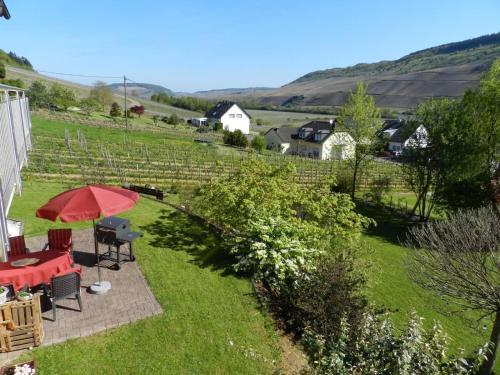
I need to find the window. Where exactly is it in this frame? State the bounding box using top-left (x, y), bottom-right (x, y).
top-left (236, 114), bottom-right (242, 118)
top-left (229, 114), bottom-right (235, 118)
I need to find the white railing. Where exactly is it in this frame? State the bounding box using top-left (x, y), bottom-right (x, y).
top-left (0, 87), bottom-right (32, 261)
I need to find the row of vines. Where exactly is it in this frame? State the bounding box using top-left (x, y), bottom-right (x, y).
top-left (25, 127), bottom-right (406, 193)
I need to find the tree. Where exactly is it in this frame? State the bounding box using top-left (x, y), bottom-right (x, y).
top-left (193, 159), bottom-right (371, 250)
top-left (49, 83), bottom-right (77, 111)
top-left (130, 105), bottom-right (145, 117)
top-left (0, 62), bottom-right (5, 79)
top-left (338, 82), bottom-right (382, 199)
top-left (436, 60), bottom-right (500, 210)
top-left (1, 78), bottom-right (25, 88)
top-left (79, 98), bottom-right (99, 116)
top-left (27, 81), bottom-right (49, 109)
top-left (152, 115), bottom-right (159, 126)
top-left (90, 81), bottom-right (113, 111)
top-left (223, 130), bottom-right (248, 148)
top-left (406, 206), bottom-right (500, 375)
top-left (168, 113), bottom-right (181, 125)
top-left (109, 102), bottom-right (122, 117)
top-left (213, 122), bottom-right (223, 131)
top-left (251, 135), bottom-right (266, 153)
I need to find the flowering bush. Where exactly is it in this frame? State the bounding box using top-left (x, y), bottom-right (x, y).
top-left (229, 216), bottom-right (319, 289)
top-left (12, 363), bottom-right (35, 375)
top-left (302, 311), bottom-right (488, 375)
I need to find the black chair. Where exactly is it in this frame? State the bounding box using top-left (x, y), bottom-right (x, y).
top-left (49, 272), bottom-right (82, 321)
top-left (1, 284), bottom-right (15, 298)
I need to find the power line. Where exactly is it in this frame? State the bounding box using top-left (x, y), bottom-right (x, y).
top-left (37, 70), bottom-right (123, 80)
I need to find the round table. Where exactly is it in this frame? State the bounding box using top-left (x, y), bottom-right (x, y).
top-left (0, 250), bottom-right (74, 291)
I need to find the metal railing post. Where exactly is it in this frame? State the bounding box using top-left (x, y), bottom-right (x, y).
top-left (5, 91), bottom-right (22, 195)
top-left (17, 92), bottom-right (28, 165)
top-left (0, 179), bottom-right (10, 262)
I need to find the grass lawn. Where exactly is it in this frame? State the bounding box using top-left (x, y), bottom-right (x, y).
top-left (10, 182), bottom-right (280, 374)
top-left (31, 115), bottom-right (199, 147)
top-left (358, 203), bottom-right (493, 359)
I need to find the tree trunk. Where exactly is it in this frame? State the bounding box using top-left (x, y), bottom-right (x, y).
top-left (479, 310), bottom-right (500, 375)
top-left (351, 162), bottom-right (358, 200)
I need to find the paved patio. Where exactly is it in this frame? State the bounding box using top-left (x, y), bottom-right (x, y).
top-left (0, 229), bottom-right (163, 365)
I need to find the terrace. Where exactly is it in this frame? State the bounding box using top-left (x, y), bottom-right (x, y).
top-left (0, 228), bottom-right (162, 366)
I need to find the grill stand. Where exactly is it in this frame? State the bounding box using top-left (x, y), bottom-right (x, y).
top-left (89, 219), bottom-right (111, 295)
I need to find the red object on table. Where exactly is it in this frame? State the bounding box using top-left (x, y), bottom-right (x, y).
top-left (35, 185), bottom-right (139, 223)
top-left (0, 251), bottom-right (77, 291)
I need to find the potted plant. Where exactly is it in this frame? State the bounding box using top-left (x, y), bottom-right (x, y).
top-left (0, 286), bottom-right (9, 305)
top-left (16, 291), bottom-right (32, 302)
top-left (0, 360), bottom-right (36, 375)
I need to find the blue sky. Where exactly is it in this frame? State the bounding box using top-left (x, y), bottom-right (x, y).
top-left (0, 0), bottom-right (499, 92)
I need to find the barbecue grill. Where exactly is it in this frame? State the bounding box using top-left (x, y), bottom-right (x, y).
top-left (95, 217), bottom-right (142, 270)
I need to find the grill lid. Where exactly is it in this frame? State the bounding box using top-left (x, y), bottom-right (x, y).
top-left (97, 216), bottom-right (129, 230)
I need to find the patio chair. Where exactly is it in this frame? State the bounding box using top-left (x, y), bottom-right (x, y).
top-left (43, 229), bottom-right (73, 256)
top-left (48, 271), bottom-right (82, 321)
top-left (0, 284), bottom-right (15, 299)
top-left (8, 236), bottom-right (28, 257)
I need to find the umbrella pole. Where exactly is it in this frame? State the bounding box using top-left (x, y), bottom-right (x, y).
top-left (93, 219), bottom-right (102, 284)
top-left (89, 218), bottom-right (111, 294)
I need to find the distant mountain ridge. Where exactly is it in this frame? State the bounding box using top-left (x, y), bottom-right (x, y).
top-left (108, 82), bottom-right (174, 100)
top-left (204, 32), bottom-right (500, 109)
top-left (291, 32), bottom-right (500, 84)
top-left (190, 87), bottom-right (274, 98)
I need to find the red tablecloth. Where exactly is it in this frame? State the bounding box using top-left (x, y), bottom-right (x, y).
top-left (0, 250), bottom-right (76, 291)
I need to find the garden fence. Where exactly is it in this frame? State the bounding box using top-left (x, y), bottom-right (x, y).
top-left (0, 86), bottom-right (32, 261)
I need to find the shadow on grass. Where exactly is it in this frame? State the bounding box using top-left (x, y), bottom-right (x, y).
top-left (355, 201), bottom-right (415, 245)
top-left (139, 209), bottom-right (238, 276)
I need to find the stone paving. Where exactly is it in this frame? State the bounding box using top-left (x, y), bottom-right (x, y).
top-left (0, 228), bottom-right (163, 365)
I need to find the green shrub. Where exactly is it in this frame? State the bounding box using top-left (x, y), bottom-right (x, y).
top-left (213, 122), bottom-right (223, 131)
top-left (229, 216), bottom-right (319, 289)
top-left (302, 311), bottom-right (488, 374)
top-left (222, 130), bottom-right (248, 148)
top-left (365, 176), bottom-right (391, 206)
top-left (1, 78), bottom-right (25, 88)
top-left (28, 81), bottom-right (49, 109)
top-left (109, 102), bottom-right (122, 117)
top-left (0, 62), bottom-right (5, 79)
top-left (330, 172), bottom-right (352, 194)
top-left (251, 135), bottom-right (266, 153)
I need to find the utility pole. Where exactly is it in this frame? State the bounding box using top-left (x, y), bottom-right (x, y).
top-left (124, 75), bottom-right (128, 132)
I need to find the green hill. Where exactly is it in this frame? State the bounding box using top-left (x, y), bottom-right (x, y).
top-left (108, 82), bottom-right (174, 100)
top-left (291, 32), bottom-right (500, 84)
top-left (0, 49), bottom-right (33, 70)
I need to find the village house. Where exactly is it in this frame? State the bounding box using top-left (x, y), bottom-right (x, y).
top-left (265, 120), bottom-right (355, 160)
top-left (379, 120), bottom-right (428, 155)
top-left (205, 101), bottom-right (251, 134)
top-left (264, 127), bottom-right (297, 153)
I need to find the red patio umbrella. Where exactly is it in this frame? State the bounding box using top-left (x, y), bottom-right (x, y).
top-left (36, 185), bottom-right (140, 294)
top-left (36, 185), bottom-right (139, 223)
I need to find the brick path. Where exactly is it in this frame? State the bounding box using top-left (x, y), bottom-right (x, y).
top-left (0, 229), bottom-right (163, 365)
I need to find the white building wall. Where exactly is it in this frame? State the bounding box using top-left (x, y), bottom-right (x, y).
top-left (219, 104), bottom-right (250, 134)
top-left (322, 132), bottom-right (355, 160)
top-left (264, 131), bottom-right (289, 153)
top-left (405, 125), bottom-right (428, 148)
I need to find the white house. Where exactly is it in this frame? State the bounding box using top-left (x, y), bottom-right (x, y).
top-left (205, 101), bottom-right (251, 134)
top-left (387, 123), bottom-right (428, 154)
top-left (264, 127), bottom-right (297, 153)
top-left (267, 120), bottom-right (355, 160)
